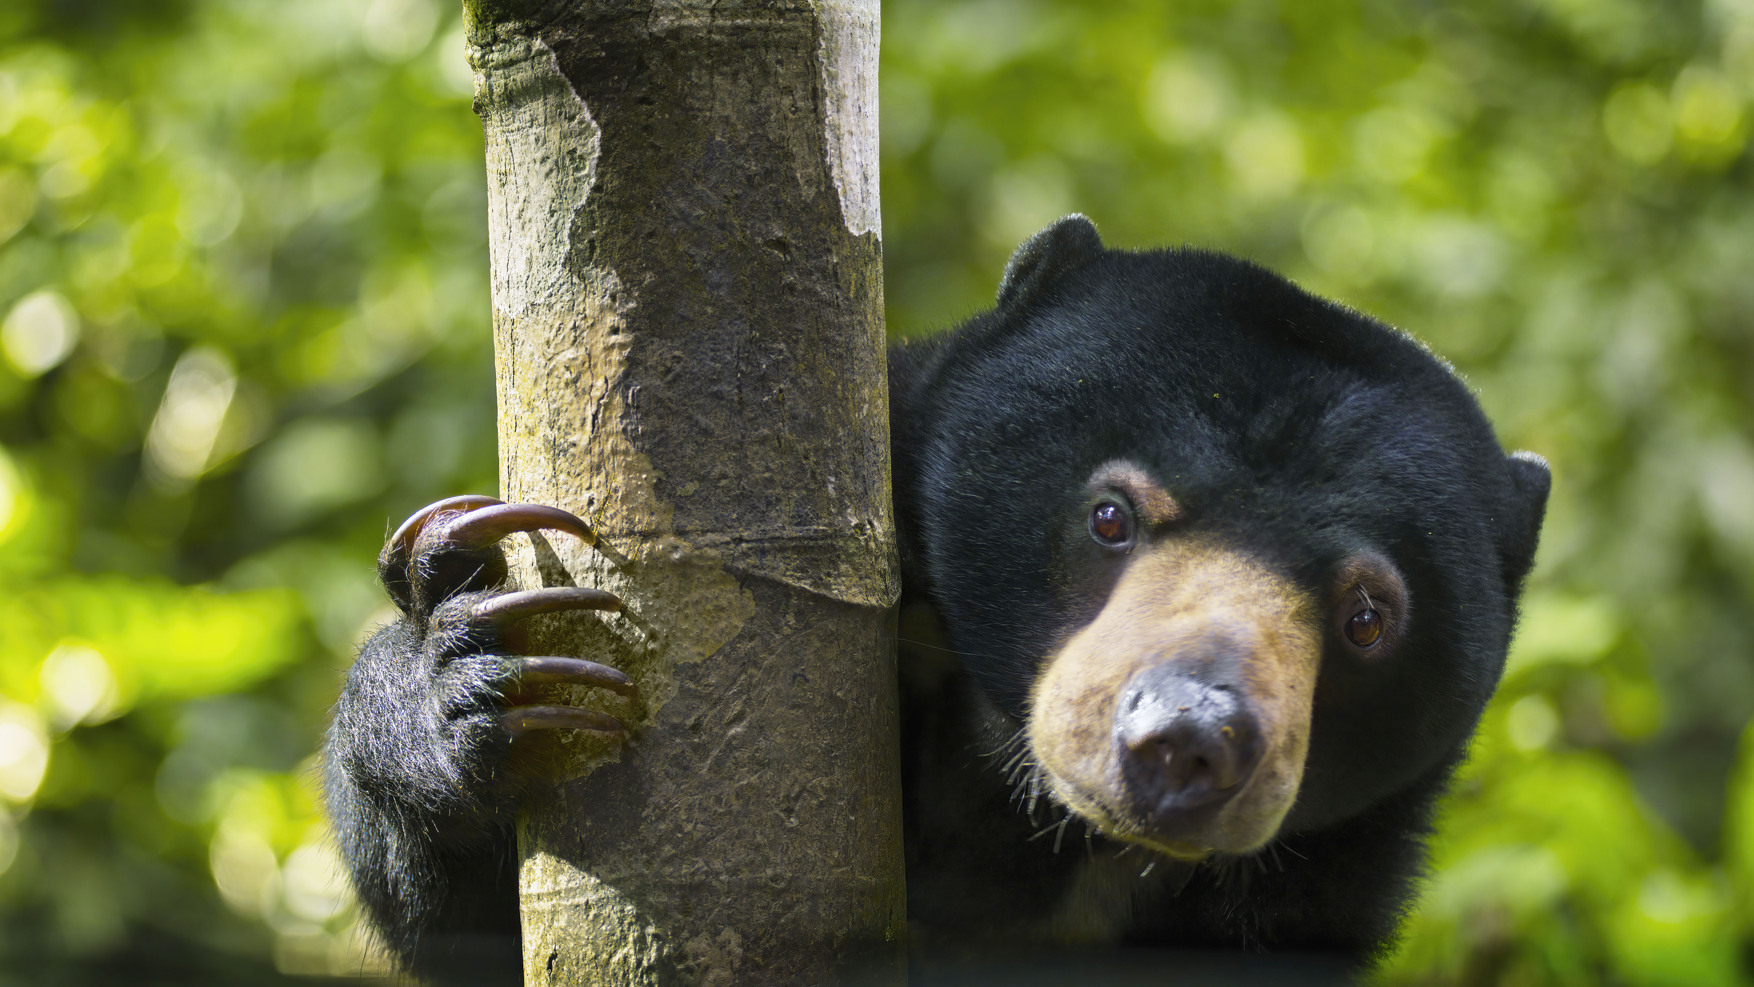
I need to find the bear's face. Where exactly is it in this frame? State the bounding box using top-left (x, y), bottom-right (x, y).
top-left (908, 217), bottom-right (1548, 857)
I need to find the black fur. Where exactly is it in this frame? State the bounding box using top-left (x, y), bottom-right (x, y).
top-left (893, 216), bottom-right (1545, 955)
top-left (326, 580), bottom-right (526, 977)
top-left (326, 217), bottom-right (1547, 981)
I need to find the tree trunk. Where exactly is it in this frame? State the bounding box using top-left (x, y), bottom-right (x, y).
top-left (464, 1), bottom-right (902, 984)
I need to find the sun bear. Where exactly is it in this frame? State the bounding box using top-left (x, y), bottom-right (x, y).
top-left (325, 216), bottom-right (1549, 981)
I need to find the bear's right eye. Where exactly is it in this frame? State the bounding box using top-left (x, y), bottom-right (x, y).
top-left (1345, 607), bottom-right (1383, 648)
top-left (1088, 500), bottom-right (1134, 549)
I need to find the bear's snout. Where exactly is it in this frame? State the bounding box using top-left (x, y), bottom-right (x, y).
top-left (1029, 540), bottom-right (1320, 858)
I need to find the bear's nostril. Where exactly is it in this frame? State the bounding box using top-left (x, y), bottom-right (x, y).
top-left (1147, 735), bottom-right (1176, 766)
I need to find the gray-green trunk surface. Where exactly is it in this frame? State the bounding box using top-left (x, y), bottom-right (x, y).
top-left (466, 1), bottom-right (903, 983)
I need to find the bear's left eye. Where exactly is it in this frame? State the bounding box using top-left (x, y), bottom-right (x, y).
top-left (1332, 553), bottom-right (1407, 656)
top-left (1088, 499), bottom-right (1134, 549)
top-left (1344, 607), bottom-right (1383, 648)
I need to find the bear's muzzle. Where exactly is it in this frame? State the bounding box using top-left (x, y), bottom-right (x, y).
top-left (1028, 541), bottom-right (1320, 859)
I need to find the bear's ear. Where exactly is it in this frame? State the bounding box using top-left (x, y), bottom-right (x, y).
top-left (1499, 450), bottom-right (1551, 594)
top-left (997, 214), bottom-right (1104, 310)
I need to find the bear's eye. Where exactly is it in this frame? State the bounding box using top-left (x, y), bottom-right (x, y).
top-left (1345, 607), bottom-right (1383, 649)
top-left (1332, 554), bottom-right (1406, 655)
top-left (1088, 500), bottom-right (1133, 548)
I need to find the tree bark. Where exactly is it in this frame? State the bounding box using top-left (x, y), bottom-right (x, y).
top-left (464, 1), bottom-right (902, 984)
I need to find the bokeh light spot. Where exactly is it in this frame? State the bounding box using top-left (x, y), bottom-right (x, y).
top-left (1143, 53), bottom-right (1232, 145)
top-left (0, 704), bottom-right (49, 803)
top-left (1602, 81), bottom-right (1674, 164)
top-left (144, 346), bottom-right (237, 489)
top-left (1507, 695), bottom-right (1561, 751)
top-left (39, 642), bottom-right (121, 729)
top-left (1, 290), bottom-right (80, 377)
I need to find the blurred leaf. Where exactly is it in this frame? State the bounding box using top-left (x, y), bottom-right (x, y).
top-left (0, 578), bottom-right (301, 706)
top-left (1503, 592), bottom-right (1622, 680)
top-left (1726, 722), bottom-right (1754, 918)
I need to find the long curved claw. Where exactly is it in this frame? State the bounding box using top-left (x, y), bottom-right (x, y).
top-left (433, 503), bottom-right (596, 552)
top-left (512, 656), bottom-right (636, 697)
top-left (502, 705), bottom-right (626, 737)
top-left (379, 497), bottom-right (603, 616)
top-left (473, 587), bottom-right (622, 629)
top-left (391, 494), bottom-right (505, 555)
top-left (380, 496), bottom-right (505, 607)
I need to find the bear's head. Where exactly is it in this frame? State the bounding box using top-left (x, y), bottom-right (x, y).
top-left (901, 216), bottom-right (1549, 858)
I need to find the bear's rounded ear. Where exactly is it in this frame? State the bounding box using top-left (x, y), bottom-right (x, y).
top-left (997, 214), bottom-right (1104, 310)
top-left (1500, 450), bottom-right (1551, 593)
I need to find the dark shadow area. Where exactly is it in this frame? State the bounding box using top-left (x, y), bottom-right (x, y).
top-left (2, 937), bottom-right (393, 987)
top-left (7, 0), bottom-right (195, 45)
top-left (901, 948), bottom-right (1357, 987)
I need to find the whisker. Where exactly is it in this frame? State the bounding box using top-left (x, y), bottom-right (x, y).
top-left (896, 637), bottom-right (1004, 662)
top-left (1007, 760), bottom-right (1042, 813)
top-left (980, 725), bottom-right (1030, 761)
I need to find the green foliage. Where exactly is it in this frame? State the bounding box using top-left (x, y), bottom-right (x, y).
top-left (1, 0), bottom-right (1750, 981)
top-left (0, 0), bottom-right (489, 976)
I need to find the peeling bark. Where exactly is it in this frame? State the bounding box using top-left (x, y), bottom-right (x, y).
top-left (465, 1), bottom-right (903, 983)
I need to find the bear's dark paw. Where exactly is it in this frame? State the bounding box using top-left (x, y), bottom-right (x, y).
top-left (326, 497), bottom-right (639, 979)
top-left (371, 496), bottom-right (637, 789)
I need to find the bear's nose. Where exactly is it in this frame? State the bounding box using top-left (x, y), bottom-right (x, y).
top-left (1113, 665), bottom-right (1262, 815)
